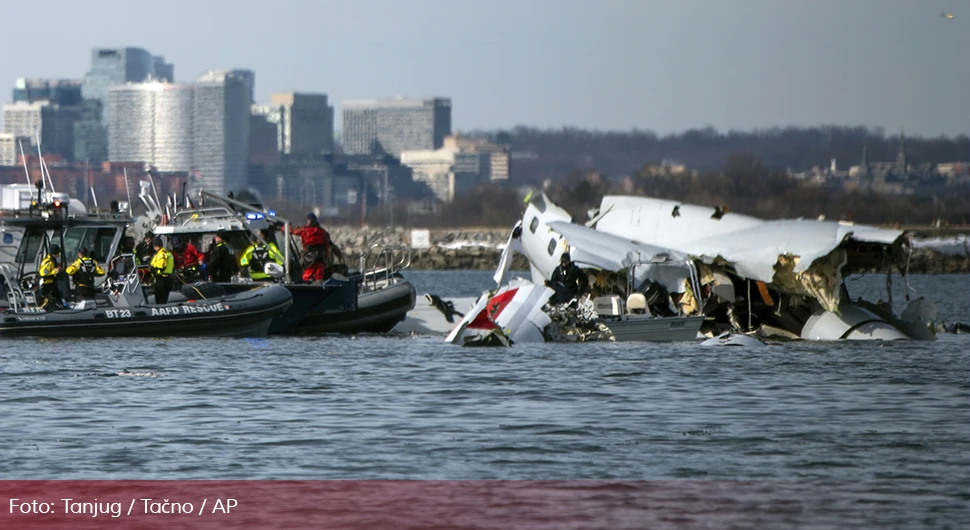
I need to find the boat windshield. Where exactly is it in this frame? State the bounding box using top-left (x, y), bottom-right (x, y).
top-left (15, 228), bottom-right (46, 264)
top-left (61, 226), bottom-right (120, 262)
top-left (14, 226), bottom-right (121, 265)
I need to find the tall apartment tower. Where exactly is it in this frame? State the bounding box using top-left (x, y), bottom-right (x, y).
top-left (270, 92), bottom-right (334, 155)
top-left (342, 97), bottom-right (451, 157)
top-left (2, 101), bottom-right (78, 161)
top-left (193, 69), bottom-right (254, 195)
top-left (0, 133), bottom-right (20, 166)
top-left (106, 82), bottom-right (194, 171)
top-left (80, 47), bottom-right (173, 163)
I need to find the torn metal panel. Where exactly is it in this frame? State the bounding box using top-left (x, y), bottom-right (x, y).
top-left (445, 279), bottom-right (553, 346)
top-left (594, 195), bottom-right (906, 297)
top-left (546, 220), bottom-right (691, 295)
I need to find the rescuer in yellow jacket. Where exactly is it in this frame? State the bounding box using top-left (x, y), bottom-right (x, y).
top-left (66, 246), bottom-right (105, 300)
top-left (239, 237), bottom-right (285, 281)
top-left (39, 243), bottom-right (64, 310)
top-left (150, 237), bottom-right (175, 304)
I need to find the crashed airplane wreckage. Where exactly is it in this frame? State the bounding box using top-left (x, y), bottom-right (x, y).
top-left (446, 192), bottom-right (937, 346)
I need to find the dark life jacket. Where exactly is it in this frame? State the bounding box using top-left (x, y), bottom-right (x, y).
top-left (250, 246), bottom-right (269, 272)
top-left (74, 258), bottom-right (98, 286)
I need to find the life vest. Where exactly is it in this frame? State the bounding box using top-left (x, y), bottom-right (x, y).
top-left (151, 248), bottom-right (175, 276)
top-left (68, 257), bottom-right (103, 287)
top-left (250, 245), bottom-right (269, 272)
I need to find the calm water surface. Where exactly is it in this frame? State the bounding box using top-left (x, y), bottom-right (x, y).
top-left (1, 271), bottom-right (968, 527)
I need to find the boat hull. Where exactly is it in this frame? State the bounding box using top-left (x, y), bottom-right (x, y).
top-left (289, 280), bottom-right (416, 334)
top-left (221, 279), bottom-right (356, 334)
top-left (600, 315), bottom-right (705, 342)
top-left (0, 285), bottom-right (292, 338)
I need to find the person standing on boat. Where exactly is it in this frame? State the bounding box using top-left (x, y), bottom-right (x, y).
top-left (206, 230), bottom-right (236, 283)
top-left (170, 236), bottom-right (204, 282)
top-left (292, 213), bottom-right (329, 283)
top-left (150, 237), bottom-right (175, 304)
top-left (110, 236), bottom-right (138, 277)
top-left (66, 246), bottom-right (105, 300)
top-left (240, 235), bottom-right (285, 281)
top-left (545, 252), bottom-right (589, 305)
top-left (135, 231), bottom-right (156, 266)
top-left (39, 244), bottom-right (65, 310)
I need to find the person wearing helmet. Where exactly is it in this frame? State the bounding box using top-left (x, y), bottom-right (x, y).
top-left (150, 237), bottom-right (175, 304)
top-left (110, 236), bottom-right (138, 277)
top-left (170, 236), bottom-right (204, 282)
top-left (66, 246), bottom-right (105, 300)
top-left (240, 233), bottom-right (285, 281)
top-left (39, 243), bottom-right (64, 310)
top-left (545, 251), bottom-right (589, 305)
top-left (135, 231), bottom-right (156, 265)
top-left (205, 230), bottom-right (236, 282)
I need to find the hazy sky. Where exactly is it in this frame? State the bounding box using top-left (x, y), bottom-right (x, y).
top-left (2, 0), bottom-right (968, 136)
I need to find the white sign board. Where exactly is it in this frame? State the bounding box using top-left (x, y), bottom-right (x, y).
top-left (411, 229), bottom-right (431, 249)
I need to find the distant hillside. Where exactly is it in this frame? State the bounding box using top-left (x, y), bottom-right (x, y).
top-left (479, 126), bottom-right (969, 184)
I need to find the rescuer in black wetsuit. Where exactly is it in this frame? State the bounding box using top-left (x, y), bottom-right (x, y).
top-left (545, 252), bottom-right (589, 304)
top-left (135, 231), bottom-right (156, 266)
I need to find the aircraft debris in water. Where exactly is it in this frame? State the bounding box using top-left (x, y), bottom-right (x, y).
top-left (446, 192), bottom-right (941, 346)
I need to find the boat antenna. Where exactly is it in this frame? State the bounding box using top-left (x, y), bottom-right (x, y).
top-left (90, 186), bottom-right (99, 209)
top-left (18, 140), bottom-right (30, 186)
top-left (41, 156), bottom-right (55, 193)
top-left (147, 169), bottom-right (162, 220)
top-left (33, 132), bottom-right (56, 193)
top-left (123, 168), bottom-right (133, 216)
top-left (33, 134), bottom-right (45, 190)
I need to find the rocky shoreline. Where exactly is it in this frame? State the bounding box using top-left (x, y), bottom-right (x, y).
top-left (328, 226), bottom-right (970, 274)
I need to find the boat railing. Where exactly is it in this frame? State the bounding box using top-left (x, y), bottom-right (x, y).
top-left (0, 263), bottom-right (42, 312)
top-left (105, 254), bottom-right (142, 296)
top-left (171, 207), bottom-right (240, 228)
top-left (358, 244), bottom-right (411, 292)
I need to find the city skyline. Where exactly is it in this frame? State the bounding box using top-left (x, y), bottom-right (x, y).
top-left (0, 0), bottom-right (967, 137)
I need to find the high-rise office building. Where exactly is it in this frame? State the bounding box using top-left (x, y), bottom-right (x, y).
top-left (153, 56), bottom-right (175, 82)
top-left (77, 47), bottom-right (174, 164)
top-left (82, 47), bottom-right (157, 102)
top-left (7, 79), bottom-right (84, 161)
top-left (193, 69), bottom-right (254, 195)
top-left (270, 92), bottom-right (334, 155)
top-left (106, 82), bottom-right (194, 172)
top-left (342, 97), bottom-right (451, 157)
top-left (249, 107), bottom-right (280, 166)
top-left (2, 102), bottom-right (43, 145)
top-left (13, 78), bottom-right (83, 106)
top-left (73, 100), bottom-right (108, 163)
top-left (2, 101), bottom-right (78, 161)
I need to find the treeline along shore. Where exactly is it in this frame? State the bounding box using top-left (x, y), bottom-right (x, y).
top-left (329, 225), bottom-right (970, 274)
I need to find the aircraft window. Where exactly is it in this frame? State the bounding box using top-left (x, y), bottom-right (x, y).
top-left (547, 238), bottom-right (557, 256)
top-left (529, 217), bottom-right (539, 234)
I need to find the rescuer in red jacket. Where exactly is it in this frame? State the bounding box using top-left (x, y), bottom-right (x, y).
top-left (292, 213), bottom-right (330, 283)
top-left (170, 236), bottom-right (205, 282)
